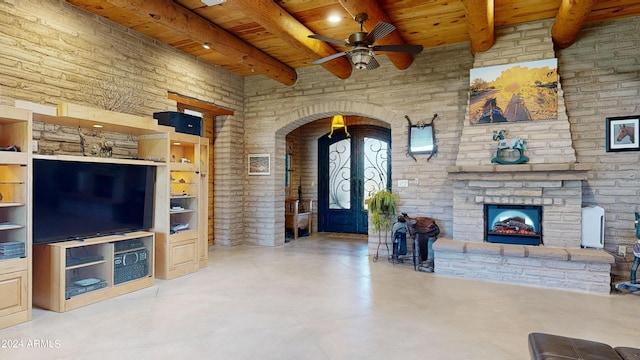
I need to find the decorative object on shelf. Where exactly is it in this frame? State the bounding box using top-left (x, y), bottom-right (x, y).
top-left (0, 145), bottom-right (19, 151)
top-left (328, 114), bottom-right (350, 139)
top-left (366, 188), bottom-right (397, 262)
top-left (605, 115), bottom-right (640, 152)
top-left (491, 129), bottom-right (528, 164)
top-left (248, 153), bottom-right (270, 175)
top-left (78, 126), bottom-right (87, 156)
top-left (80, 126), bottom-right (114, 158)
top-left (83, 75), bottom-right (148, 114)
top-left (405, 114), bottom-right (437, 161)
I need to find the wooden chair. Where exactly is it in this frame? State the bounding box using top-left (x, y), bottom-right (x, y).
top-left (285, 199), bottom-right (313, 240)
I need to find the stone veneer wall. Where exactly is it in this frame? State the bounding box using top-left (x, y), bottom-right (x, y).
top-left (244, 45), bottom-right (474, 246)
top-left (450, 173), bottom-right (585, 247)
top-left (0, 0), bottom-right (245, 246)
top-left (442, 20), bottom-right (615, 292)
top-left (455, 19), bottom-right (576, 166)
top-left (450, 19), bottom-right (586, 248)
top-left (433, 239), bottom-right (614, 294)
top-left (560, 18), bottom-right (640, 276)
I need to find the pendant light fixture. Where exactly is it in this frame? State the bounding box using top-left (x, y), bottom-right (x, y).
top-left (328, 114), bottom-right (350, 138)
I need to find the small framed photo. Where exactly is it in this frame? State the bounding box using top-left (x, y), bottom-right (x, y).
top-left (248, 154), bottom-right (270, 175)
top-left (606, 116), bottom-right (640, 152)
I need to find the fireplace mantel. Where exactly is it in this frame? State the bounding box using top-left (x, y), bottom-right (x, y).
top-left (446, 163), bottom-right (591, 181)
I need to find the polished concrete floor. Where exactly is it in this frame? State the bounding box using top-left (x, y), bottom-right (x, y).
top-left (2, 233), bottom-right (640, 359)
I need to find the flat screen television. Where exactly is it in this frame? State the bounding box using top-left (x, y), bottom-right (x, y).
top-left (33, 158), bottom-right (156, 244)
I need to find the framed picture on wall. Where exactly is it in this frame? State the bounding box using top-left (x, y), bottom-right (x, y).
top-left (606, 116), bottom-right (640, 152)
top-left (468, 58), bottom-right (558, 125)
top-left (248, 154), bottom-right (271, 175)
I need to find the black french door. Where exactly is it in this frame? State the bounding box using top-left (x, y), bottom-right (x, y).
top-left (318, 125), bottom-right (391, 234)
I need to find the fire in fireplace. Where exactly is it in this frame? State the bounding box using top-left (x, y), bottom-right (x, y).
top-left (484, 204), bottom-right (542, 245)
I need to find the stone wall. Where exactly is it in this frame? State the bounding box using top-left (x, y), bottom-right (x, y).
top-left (559, 18), bottom-right (640, 275)
top-left (434, 239), bottom-right (614, 295)
top-left (244, 16), bottom-right (640, 279)
top-left (0, 0), bottom-right (245, 246)
top-left (455, 20), bottom-right (576, 166)
top-left (450, 19), bottom-right (584, 249)
top-left (244, 45), bottom-right (474, 245)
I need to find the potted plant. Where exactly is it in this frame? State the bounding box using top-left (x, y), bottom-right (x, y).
top-left (366, 188), bottom-right (398, 261)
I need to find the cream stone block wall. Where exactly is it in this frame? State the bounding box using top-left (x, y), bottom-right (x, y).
top-left (0, 0), bottom-right (245, 247)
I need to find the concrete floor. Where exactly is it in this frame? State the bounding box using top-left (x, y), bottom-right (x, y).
top-left (2, 233), bottom-right (639, 359)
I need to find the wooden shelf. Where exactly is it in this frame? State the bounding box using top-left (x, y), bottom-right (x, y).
top-left (33, 231), bottom-right (155, 312)
top-left (170, 209), bottom-right (196, 214)
top-left (65, 260), bottom-right (106, 271)
top-left (33, 154), bottom-right (159, 166)
top-left (0, 152), bottom-right (28, 165)
top-left (0, 105), bottom-right (31, 330)
top-left (0, 223), bottom-right (23, 231)
top-left (0, 203), bottom-right (25, 208)
top-left (32, 103), bottom-right (160, 135)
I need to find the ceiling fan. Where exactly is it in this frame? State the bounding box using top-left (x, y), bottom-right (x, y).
top-left (308, 13), bottom-right (424, 70)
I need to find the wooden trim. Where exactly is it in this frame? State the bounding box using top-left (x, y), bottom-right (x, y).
top-left (168, 92), bottom-right (233, 116)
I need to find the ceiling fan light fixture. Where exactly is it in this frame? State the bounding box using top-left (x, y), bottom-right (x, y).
top-left (350, 48), bottom-right (373, 70)
top-left (202, 42), bottom-right (211, 49)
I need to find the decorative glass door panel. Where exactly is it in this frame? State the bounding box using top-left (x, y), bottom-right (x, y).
top-left (318, 126), bottom-right (391, 234)
top-left (363, 137), bottom-right (388, 210)
top-left (329, 138), bottom-right (351, 210)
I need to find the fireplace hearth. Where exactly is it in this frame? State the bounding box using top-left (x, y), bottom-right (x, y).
top-left (484, 204), bottom-right (542, 245)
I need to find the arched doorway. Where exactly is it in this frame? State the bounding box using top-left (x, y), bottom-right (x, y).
top-left (317, 125), bottom-right (391, 234)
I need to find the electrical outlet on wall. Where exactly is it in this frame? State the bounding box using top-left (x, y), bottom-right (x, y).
top-left (32, 140), bottom-right (38, 152)
top-left (619, 245), bottom-right (627, 256)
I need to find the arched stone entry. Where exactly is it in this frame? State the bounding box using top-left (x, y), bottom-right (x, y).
top-left (263, 101), bottom-right (400, 246)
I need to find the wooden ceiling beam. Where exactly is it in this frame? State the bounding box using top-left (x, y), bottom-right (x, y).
top-left (463, 0), bottom-right (495, 53)
top-left (338, 0), bottom-right (416, 70)
top-left (551, 0), bottom-right (597, 49)
top-left (227, 0), bottom-right (352, 79)
top-left (67, 0), bottom-right (298, 86)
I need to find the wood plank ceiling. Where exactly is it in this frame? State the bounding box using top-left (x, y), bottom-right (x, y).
top-left (66, 0), bottom-right (640, 86)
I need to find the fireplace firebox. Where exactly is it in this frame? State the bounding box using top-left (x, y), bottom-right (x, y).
top-left (484, 204), bottom-right (542, 245)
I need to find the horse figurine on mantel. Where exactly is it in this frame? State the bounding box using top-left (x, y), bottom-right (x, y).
top-left (491, 129), bottom-right (529, 165)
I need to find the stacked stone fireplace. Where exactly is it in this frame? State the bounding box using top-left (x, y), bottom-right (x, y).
top-left (435, 20), bottom-right (613, 294)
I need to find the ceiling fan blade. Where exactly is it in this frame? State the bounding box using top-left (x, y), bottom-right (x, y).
top-left (308, 34), bottom-right (350, 47)
top-left (373, 44), bottom-right (424, 54)
top-left (312, 51), bottom-right (349, 65)
top-left (363, 22), bottom-right (396, 44)
top-left (366, 57), bottom-right (380, 70)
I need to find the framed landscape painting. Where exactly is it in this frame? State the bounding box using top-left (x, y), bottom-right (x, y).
top-left (469, 58), bottom-right (558, 125)
top-left (248, 154), bottom-right (270, 175)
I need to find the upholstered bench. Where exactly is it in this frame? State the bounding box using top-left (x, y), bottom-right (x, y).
top-left (528, 332), bottom-right (640, 360)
